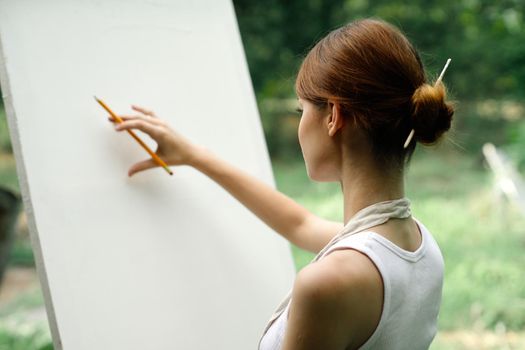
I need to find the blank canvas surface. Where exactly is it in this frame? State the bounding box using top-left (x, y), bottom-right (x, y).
top-left (0, 0), bottom-right (296, 349)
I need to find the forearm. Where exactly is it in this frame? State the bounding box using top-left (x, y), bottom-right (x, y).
top-left (188, 146), bottom-right (312, 246)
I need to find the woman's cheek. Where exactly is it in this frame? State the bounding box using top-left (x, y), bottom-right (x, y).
top-left (297, 117), bottom-right (305, 147)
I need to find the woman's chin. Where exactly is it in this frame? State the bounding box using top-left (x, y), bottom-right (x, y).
top-left (306, 166), bottom-right (336, 183)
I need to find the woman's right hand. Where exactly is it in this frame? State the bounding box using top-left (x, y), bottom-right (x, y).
top-left (109, 104), bottom-right (202, 177)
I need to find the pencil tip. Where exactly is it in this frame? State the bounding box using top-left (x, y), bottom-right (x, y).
top-left (93, 95), bottom-right (98, 101)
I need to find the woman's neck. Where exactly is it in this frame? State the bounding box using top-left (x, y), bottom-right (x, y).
top-left (339, 156), bottom-right (405, 224)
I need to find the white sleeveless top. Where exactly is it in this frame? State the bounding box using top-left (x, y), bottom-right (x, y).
top-left (259, 219), bottom-right (444, 350)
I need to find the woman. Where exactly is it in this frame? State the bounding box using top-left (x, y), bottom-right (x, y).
top-left (110, 18), bottom-right (453, 350)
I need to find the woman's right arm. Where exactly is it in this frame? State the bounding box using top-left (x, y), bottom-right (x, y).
top-left (188, 146), bottom-right (343, 253)
top-left (111, 105), bottom-right (343, 254)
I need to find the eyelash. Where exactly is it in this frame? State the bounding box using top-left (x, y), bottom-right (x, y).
top-left (295, 108), bottom-right (303, 114)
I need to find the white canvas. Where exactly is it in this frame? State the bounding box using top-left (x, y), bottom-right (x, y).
top-left (0, 0), bottom-right (296, 349)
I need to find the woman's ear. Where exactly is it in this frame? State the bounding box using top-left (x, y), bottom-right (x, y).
top-left (327, 101), bottom-right (344, 137)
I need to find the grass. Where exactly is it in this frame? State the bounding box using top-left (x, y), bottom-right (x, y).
top-left (0, 288), bottom-right (51, 350)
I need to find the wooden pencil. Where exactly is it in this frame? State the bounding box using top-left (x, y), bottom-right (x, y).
top-left (94, 96), bottom-right (173, 176)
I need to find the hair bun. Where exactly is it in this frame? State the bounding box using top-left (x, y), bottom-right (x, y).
top-left (410, 82), bottom-right (454, 145)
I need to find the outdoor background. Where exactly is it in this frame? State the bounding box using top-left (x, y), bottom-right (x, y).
top-left (1, 1), bottom-right (524, 349)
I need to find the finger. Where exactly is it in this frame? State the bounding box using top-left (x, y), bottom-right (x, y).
top-left (131, 105), bottom-right (157, 117)
top-left (115, 119), bottom-right (163, 139)
top-left (108, 115), bottom-right (134, 122)
top-left (128, 158), bottom-right (158, 177)
top-left (107, 114), bottom-right (140, 122)
top-left (109, 114), bottom-right (164, 126)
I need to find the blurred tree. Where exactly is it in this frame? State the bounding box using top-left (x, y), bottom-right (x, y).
top-left (233, 0), bottom-right (525, 100)
top-left (233, 0), bottom-right (347, 98)
top-left (233, 0), bottom-right (524, 159)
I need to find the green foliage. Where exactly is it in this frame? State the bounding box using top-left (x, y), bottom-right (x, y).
top-left (259, 99), bottom-right (303, 159)
top-left (9, 239), bottom-right (35, 267)
top-left (234, 0), bottom-right (525, 101)
top-left (0, 108), bottom-right (12, 153)
top-left (0, 328), bottom-right (52, 350)
top-left (234, 0), bottom-right (525, 161)
top-left (0, 289), bottom-right (52, 350)
top-left (505, 119), bottom-right (525, 171)
top-left (0, 139), bottom-right (19, 194)
top-left (233, 0), bottom-right (341, 97)
top-left (391, 193), bottom-right (517, 330)
top-left (0, 162), bottom-right (20, 197)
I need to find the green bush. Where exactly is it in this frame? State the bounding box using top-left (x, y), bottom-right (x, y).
top-left (0, 328), bottom-right (52, 350)
top-left (0, 108), bottom-right (12, 153)
top-left (0, 288), bottom-right (52, 350)
top-left (9, 239), bottom-right (35, 267)
top-left (505, 119), bottom-right (525, 172)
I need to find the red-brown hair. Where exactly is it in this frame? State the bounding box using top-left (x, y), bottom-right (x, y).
top-left (295, 18), bottom-right (454, 165)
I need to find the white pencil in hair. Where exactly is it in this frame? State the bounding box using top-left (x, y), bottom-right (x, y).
top-left (435, 58), bottom-right (451, 86)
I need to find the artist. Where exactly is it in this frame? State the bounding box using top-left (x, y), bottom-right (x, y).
top-left (110, 18), bottom-right (453, 350)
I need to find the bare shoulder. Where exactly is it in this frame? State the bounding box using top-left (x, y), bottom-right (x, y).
top-left (296, 249), bottom-right (376, 296)
top-left (281, 249), bottom-right (383, 350)
top-left (295, 248), bottom-right (382, 305)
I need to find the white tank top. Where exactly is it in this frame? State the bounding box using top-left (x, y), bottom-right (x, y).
top-left (259, 218), bottom-right (444, 350)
